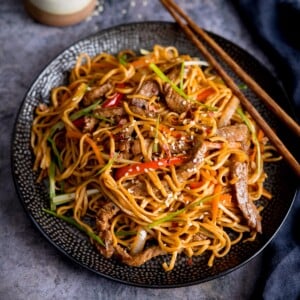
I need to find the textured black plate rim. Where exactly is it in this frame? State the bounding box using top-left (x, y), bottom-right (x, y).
top-left (11, 21), bottom-right (298, 288)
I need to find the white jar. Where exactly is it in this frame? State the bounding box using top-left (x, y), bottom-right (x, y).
top-left (24, 0), bottom-right (97, 26)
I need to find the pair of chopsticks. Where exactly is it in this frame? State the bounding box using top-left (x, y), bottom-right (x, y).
top-left (160, 0), bottom-right (300, 177)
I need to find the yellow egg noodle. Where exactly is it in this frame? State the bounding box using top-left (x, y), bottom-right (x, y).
top-left (31, 45), bottom-right (281, 271)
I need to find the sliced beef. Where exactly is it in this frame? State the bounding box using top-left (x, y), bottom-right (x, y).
top-left (177, 139), bottom-right (207, 182)
top-left (216, 124), bottom-right (248, 142)
top-left (217, 124), bottom-right (249, 151)
top-left (95, 202), bottom-right (120, 258)
top-left (95, 200), bottom-right (166, 266)
top-left (94, 106), bottom-right (125, 119)
top-left (129, 80), bottom-right (159, 117)
top-left (114, 125), bottom-right (134, 157)
top-left (162, 67), bottom-right (195, 114)
top-left (164, 84), bottom-right (193, 114)
top-left (82, 116), bottom-right (97, 133)
top-left (131, 138), bottom-right (151, 156)
top-left (218, 96), bottom-right (240, 127)
top-left (115, 245), bottom-right (166, 267)
top-left (83, 81), bottom-right (113, 106)
top-left (232, 161), bottom-right (262, 233)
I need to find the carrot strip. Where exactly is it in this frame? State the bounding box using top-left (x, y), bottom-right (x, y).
top-left (130, 56), bottom-right (155, 69)
top-left (189, 181), bottom-right (204, 189)
top-left (211, 184), bottom-right (222, 223)
top-left (220, 193), bottom-right (232, 206)
top-left (67, 130), bottom-right (104, 165)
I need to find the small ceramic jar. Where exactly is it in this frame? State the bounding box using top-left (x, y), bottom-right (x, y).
top-left (24, 0), bottom-right (97, 26)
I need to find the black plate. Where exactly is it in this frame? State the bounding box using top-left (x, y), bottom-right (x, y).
top-left (11, 21), bottom-right (298, 287)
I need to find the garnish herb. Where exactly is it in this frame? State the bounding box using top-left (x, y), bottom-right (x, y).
top-left (42, 208), bottom-right (104, 246)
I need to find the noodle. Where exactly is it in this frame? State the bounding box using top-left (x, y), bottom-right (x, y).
top-left (31, 45), bottom-right (281, 271)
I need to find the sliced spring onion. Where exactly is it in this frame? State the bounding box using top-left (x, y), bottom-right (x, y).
top-left (49, 100), bottom-right (101, 137)
top-left (179, 61), bottom-right (185, 91)
top-left (115, 230), bottom-right (137, 237)
top-left (92, 114), bottom-right (115, 125)
top-left (42, 208), bottom-right (105, 247)
top-left (184, 60), bottom-right (209, 67)
top-left (237, 107), bottom-right (262, 182)
top-left (48, 161), bottom-right (56, 211)
top-left (149, 63), bottom-right (188, 99)
top-left (148, 194), bottom-right (217, 229)
top-left (97, 152), bottom-right (119, 175)
top-left (140, 48), bottom-right (150, 55)
top-left (238, 83), bottom-right (248, 90)
top-left (130, 228), bottom-right (148, 255)
top-left (53, 188), bottom-right (100, 206)
top-left (150, 63), bottom-right (216, 111)
top-left (148, 208), bottom-right (185, 229)
top-left (152, 116), bottom-right (160, 153)
top-left (47, 136), bottom-right (63, 171)
top-left (69, 100), bottom-right (101, 121)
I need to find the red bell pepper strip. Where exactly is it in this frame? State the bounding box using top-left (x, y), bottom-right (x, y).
top-left (101, 92), bottom-right (124, 108)
top-left (101, 83), bottom-right (126, 108)
top-left (72, 117), bottom-right (85, 130)
top-left (115, 156), bottom-right (187, 180)
top-left (197, 87), bottom-right (215, 102)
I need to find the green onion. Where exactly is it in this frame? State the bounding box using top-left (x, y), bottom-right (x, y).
top-left (49, 100), bottom-right (101, 137)
top-left (115, 230), bottom-right (137, 237)
top-left (42, 208), bottom-right (105, 246)
top-left (69, 100), bottom-right (100, 121)
top-left (148, 207), bottom-right (185, 229)
top-left (97, 152), bottom-right (118, 175)
top-left (149, 63), bottom-right (216, 111)
top-left (47, 136), bottom-right (63, 171)
top-left (53, 189), bottom-right (100, 206)
top-left (149, 63), bottom-right (188, 99)
top-left (179, 61), bottom-right (185, 91)
top-left (238, 83), bottom-right (248, 90)
top-left (140, 48), bottom-right (150, 55)
top-left (153, 116), bottom-right (160, 153)
top-left (48, 161), bottom-right (56, 211)
top-left (148, 194), bottom-right (216, 229)
top-left (119, 54), bottom-right (128, 66)
top-left (237, 107), bottom-right (262, 180)
top-left (92, 114), bottom-right (115, 125)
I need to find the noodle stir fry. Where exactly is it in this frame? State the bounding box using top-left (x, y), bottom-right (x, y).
top-left (31, 45), bottom-right (280, 271)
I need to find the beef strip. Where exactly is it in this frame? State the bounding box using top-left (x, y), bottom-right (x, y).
top-left (232, 161), bottom-right (262, 233)
top-left (217, 124), bottom-right (249, 150)
top-left (164, 84), bottom-right (194, 114)
top-left (95, 202), bottom-right (120, 258)
top-left (115, 245), bottom-right (166, 267)
top-left (82, 116), bottom-right (97, 133)
top-left (94, 106), bottom-right (125, 119)
top-left (95, 198), bottom-right (166, 266)
top-left (131, 138), bottom-right (151, 156)
top-left (83, 81), bottom-right (113, 106)
top-left (162, 67), bottom-right (196, 114)
top-left (129, 80), bottom-right (159, 117)
top-left (216, 124), bottom-right (248, 142)
top-left (177, 139), bottom-right (207, 182)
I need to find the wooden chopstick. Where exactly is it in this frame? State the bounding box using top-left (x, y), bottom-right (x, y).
top-left (162, 0), bottom-right (300, 137)
top-left (161, 0), bottom-right (300, 177)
